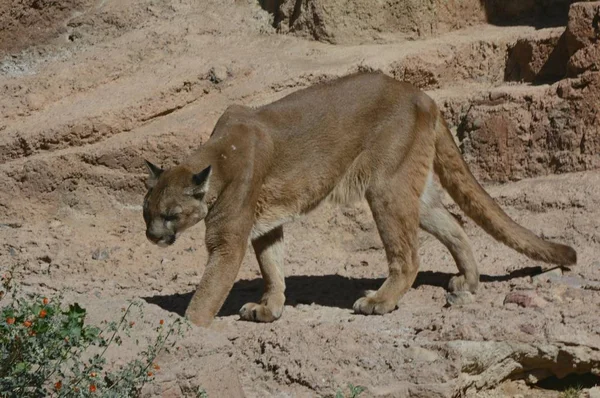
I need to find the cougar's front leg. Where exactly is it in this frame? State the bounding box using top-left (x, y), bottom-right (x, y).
top-left (185, 230), bottom-right (249, 327)
top-left (353, 180), bottom-right (422, 316)
top-left (239, 226), bottom-right (286, 322)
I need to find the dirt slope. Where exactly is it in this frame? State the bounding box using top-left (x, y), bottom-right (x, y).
top-left (1, 0), bottom-right (599, 397)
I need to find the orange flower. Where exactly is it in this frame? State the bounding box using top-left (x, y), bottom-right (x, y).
top-left (39, 309), bottom-right (47, 318)
top-left (54, 381), bottom-right (62, 391)
top-left (28, 330), bottom-right (36, 337)
top-left (153, 363), bottom-right (160, 370)
top-left (23, 320), bottom-right (32, 328)
top-left (90, 372), bottom-right (97, 378)
top-left (159, 319), bottom-right (164, 325)
top-left (6, 317), bottom-right (15, 325)
top-left (89, 384), bottom-right (96, 393)
top-left (43, 297), bottom-right (49, 305)
top-left (147, 371), bottom-right (153, 377)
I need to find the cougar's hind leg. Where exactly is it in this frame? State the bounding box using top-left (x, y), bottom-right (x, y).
top-left (239, 226), bottom-right (286, 322)
top-left (419, 180), bottom-right (479, 295)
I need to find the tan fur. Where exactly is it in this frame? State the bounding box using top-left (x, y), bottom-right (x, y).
top-left (142, 72), bottom-right (577, 327)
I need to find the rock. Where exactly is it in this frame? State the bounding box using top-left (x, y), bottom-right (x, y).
top-left (565, 2), bottom-right (600, 77)
top-left (208, 66), bottom-right (229, 84)
top-left (504, 291), bottom-right (547, 308)
top-left (448, 341), bottom-right (600, 394)
top-left (49, 220), bottom-right (62, 228)
top-left (92, 248), bottom-right (110, 261)
top-left (588, 386), bottom-right (600, 398)
top-left (568, 43), bottom-right (600, 76)
top-left (39, 262), bottom-right (50, 274)
top-left (565, 2), bottom-right (600, 56)
top-left (446, 291), bottom-right (475, 306)
top-left (452, 70), bottom-right (600, 182)
top-left (532, 267), bottom-right (562, 283)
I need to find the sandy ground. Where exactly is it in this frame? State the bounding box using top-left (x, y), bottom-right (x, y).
top-left (1, 0), bottom-right (599, 397)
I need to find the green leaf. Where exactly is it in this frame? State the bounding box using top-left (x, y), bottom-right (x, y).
top-left (13, 362), bottom-right (29, 373)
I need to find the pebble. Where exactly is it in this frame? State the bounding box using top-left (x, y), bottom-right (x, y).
top-left (209, 65), bottom-right (229, 84)
top-left (445, 291), bottom-right (475, 306)
top-left (504, 291), bottom-right (547, 308)
top-left (531, 267), bottom-right (562, 283)
top-left (92, 248), bottom-right (110, 261)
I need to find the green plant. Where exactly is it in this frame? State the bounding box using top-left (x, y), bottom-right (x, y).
top-left (0, 270), bottom-right (188, 397)
top-left (560, 385), bottom-right (583, 398)
top-left (335, 383), bottom-right (366, 398)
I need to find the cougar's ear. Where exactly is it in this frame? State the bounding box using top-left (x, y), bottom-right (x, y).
top-left (144, 160), bottom-right (163, 189)
top-left (184, 165), bottom-right (212, 197)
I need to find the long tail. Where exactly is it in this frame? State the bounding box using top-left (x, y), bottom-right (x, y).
top-left (432, 113), bottom-right (577, 266)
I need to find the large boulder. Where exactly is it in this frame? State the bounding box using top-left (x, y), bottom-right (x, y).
top-left (565, 1), bottom-right (600, 76)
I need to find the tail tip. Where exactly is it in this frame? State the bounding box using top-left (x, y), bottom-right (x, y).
top-left (560, 245), bottom-right (577, 265)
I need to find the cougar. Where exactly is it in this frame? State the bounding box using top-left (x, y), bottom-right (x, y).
top-left (142, 72), bottom-right (576, 327)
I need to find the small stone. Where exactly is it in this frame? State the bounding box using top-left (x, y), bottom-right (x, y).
top-left (445, 291), bottom-right (475, 306)
top-left (504, 291), bottom-right (547, 308)
top-left (49, 220), bottom-right (62, 228)
top-left (92, 249), bottom-right (110, 261)
top-left (471, 117), bottom-right (483, 129)
top-left (39, 262), bottom-right (50, 274)
top-left (532, 267), bottom-right (562, 283)
top-left (209, 65), bottom-right (229, 84)
top-left (489, 91), bottom-right (506, 101)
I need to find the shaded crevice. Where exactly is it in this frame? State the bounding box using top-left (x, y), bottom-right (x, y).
top-left (139, 104), bottom-right (185, 123)
top-left (504, 32), bottom-right (569, 85)
top-left (480, 0), bottom-right (578, 28)
top-left (536, 373), bottom-right (600, 391)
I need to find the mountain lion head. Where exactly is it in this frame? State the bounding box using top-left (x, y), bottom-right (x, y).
top-left (142, 160), bottom-right (212, 247)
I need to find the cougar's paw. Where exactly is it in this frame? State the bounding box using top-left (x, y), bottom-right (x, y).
top-left (239, 302), bottom-right (282, 323)
top-left (183, 307), bottom-right (212, 328)
top-left (448, 275), bottom-right (478, 294)
top-left (353, 296), bottom-right (397, 315)
top-left (445, 291), bottom-right (475, 306)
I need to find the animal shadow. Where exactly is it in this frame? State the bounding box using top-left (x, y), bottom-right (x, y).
top-left (143, 267), bottom-right (541, 317)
